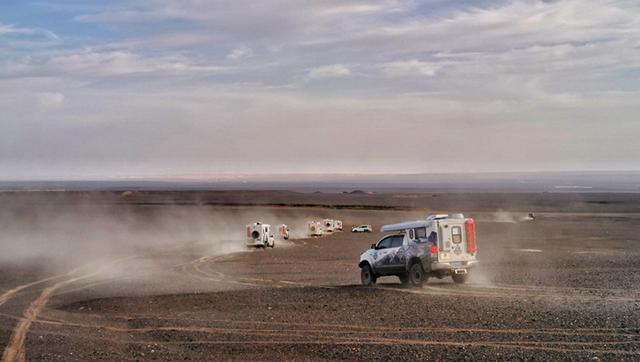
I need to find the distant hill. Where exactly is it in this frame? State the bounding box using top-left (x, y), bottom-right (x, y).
top-left (1, 171), bottom-right (639, 193)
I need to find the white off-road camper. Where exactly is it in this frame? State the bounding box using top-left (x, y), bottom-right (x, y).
top-left (277, 224), bottom-right (290, 240)
top-left (246, 222), bottom-right (275, 248)
top-left (307, 221), bottom-right (324, 237)
top-left (358, 214), bottom-right (478, 286)
top-left (323, 218), bottom-right (335, 233)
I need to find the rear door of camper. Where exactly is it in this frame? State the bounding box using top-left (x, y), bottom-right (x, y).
top-left (438, 220), bottom-right (467, 261)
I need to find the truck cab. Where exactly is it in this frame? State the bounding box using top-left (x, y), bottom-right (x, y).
top-left (358, 214), bottom-right (478, 286)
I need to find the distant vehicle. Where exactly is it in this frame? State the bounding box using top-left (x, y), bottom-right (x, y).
top-left (352, 224), bottom-right (372, 233)
top-left (307, 221), bottom-right (324, 237)
top-left (277, 224), bottom-right (290, 240)
top-left (358, 214), bottom-right (478, 287)
top-left (246, 222), bottom-right (275, 248)
top-left (519, 212), bottom-right (536, 222)
top-left (335, 220), bottom-right (343, 231)
top-left (323, 219), bottom-right (335, 233)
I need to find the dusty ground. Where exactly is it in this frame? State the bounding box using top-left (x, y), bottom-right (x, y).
top-left (1, 191), bottom-right (639, 361)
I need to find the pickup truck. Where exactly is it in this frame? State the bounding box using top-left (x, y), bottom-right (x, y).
top-left (358, 214), bottom-right (478, 286)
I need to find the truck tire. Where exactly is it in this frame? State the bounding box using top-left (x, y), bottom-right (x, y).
top-left (361, 264), bottom-right (376, 286)
top-left (452, 273), bottom-right (469, 284)
top-left (409, 262), bottom-right (426, 287)
top-left (398, 274), bottom-right (409, 285)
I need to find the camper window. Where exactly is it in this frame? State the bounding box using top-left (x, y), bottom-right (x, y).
top-left (452, 226), bottom-right (462, 244)
top-left (414, 227), bottom-right (427, 240)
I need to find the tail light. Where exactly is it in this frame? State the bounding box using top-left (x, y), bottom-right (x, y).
top-left (429, 246), bottom-right (438, 254)
top-left (466, 218), bottom-right (477, 254)
top-left (246, 227), bottom-right (251, 238)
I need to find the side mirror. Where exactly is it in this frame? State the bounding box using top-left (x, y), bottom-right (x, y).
top-left (371, 243), bottom-right (376, 249)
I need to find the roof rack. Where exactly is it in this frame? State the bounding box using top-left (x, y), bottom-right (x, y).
top-left (380, 213), bottom-right (465, 232)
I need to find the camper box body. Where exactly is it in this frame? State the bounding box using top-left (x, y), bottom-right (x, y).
top-left (277, 224), bottom-right (290, 240)
top-left (246, 222), bottom-right (275, 248)
top-left (307, 221), bottom-right (324, 237)
top-left (323, 219), bottom-right (335, 233)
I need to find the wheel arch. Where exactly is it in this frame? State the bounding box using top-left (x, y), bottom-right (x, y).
top-left (406, 256), bottom-right (423, 271)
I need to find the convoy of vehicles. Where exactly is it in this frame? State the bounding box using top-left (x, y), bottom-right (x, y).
top-left (245, 215), bottom-right (478, 289)
top-left (351, 224), bottom-right (373, 233)
top-left (246, 218), bottom-right (345, 247)
top-left (358, 214), bottom-right (478, 287)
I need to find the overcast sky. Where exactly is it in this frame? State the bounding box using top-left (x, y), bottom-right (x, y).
top-left (1, 0), bottom-right (639, 179)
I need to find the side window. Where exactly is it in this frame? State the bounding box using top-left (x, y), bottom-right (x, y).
top-left (390, 235), bottom-right (404, 248)
top-left (377, 237), bottom-right (392, 249)
top-left (415, 227), bottom-right (427, 239)
top-left (452, 226), bottom-right (462, 244)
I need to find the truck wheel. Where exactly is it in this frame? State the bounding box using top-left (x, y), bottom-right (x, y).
top-left (409, 262), bottom-right (426, 287)
top-left (361, 264), bottom-right (376, 286)
top-left (452, 273), bottom-right (469, 284)
top-left (398, 274), bottom-right (409, 285)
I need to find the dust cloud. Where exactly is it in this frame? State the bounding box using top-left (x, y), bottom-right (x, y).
top-left (0, 194), bottom-right (320, 281)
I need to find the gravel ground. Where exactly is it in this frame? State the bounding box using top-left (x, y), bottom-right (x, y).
top-left (1, 193), bottom-right (639, 361)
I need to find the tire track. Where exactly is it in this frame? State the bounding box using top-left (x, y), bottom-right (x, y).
top-left (373, 283), bottom-right (640, 303)
top-left (0, 269), bottom-right (83, 308)
top-left (1, 257), bottom-right (137, 362)
top-left (1, 273), bottom-right (90, 362)
top-left (14, 312), bottom-right (637, 339)
top-left (9, 317), bottom-right (639, 356)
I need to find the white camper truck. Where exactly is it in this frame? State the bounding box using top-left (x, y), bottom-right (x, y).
top-left (358, 214), bottom-right (478, 286)
top-left (323, 219), bottom-right (335, 233)
top-left (277, 224), bottom-right (290, 240)
top-left (246, 222), bottom-right (275, 248)
top-left (307, 221), bottom-right (324, 237)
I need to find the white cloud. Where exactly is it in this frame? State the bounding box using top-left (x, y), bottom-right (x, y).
top-left (227, 46), bottom-right (253, 60)
top-left (0, 22), bottom-right (59, 50)
top-left (0, 23), bottom-right (59, 41)
top-left (383, 60), bottom-right (439, 76)
top-left (2, 50), bottom-right (231, 79)
top-left (35, 92), bottom-right (65, 108)
top-left (307, 64), bottom-right (351, 80)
